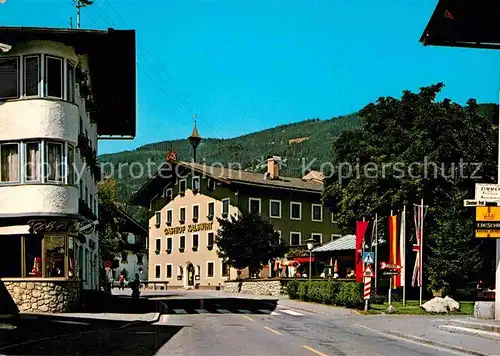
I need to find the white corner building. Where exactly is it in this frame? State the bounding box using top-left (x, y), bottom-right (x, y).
top-left (0, 27), bottom-right (136, 313)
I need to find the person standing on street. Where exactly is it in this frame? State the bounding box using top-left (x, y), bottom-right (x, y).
top-left (119, 273), bottom-right (125, 290)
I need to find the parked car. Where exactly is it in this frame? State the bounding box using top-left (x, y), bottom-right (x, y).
top-left (456, 281), bottom-right (495, 301)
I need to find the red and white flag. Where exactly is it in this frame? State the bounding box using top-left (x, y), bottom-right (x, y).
top-left (412, 205), bottom-right (423, 287)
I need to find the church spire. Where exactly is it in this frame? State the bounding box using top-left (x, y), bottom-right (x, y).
top-left (188, 113), bottom-right (202, 162)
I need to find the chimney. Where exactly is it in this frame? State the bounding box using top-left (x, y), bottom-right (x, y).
top-left (267, 155), bottom-right (281, 179)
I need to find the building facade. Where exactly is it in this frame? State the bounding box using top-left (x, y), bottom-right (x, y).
top-left (130, 155), bottom-right (341, 289)
top-left (0, 27), bottom-right (136, 313)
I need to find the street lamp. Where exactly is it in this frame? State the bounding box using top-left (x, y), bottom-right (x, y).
top-left (306, 238), bottom-right (316, 282)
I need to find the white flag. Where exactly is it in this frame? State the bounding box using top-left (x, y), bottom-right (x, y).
top-left (399, 210), bottom-right (406, 287)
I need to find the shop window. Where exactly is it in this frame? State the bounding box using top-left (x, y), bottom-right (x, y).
top-left (0, 57), bottom-right (19, 99)
top-left (0, 235), bottom-right (22, 278)
top-left (25, 142), bottom-right (40, 182)
top-left (24, 55), bottom-right (40, 97)
top-left (68, 236), bottom-right (75, 278)
top-left (45, 235), bottom-right (66, 277)
top-left (45, 142), bottom-right (64, 183)
top-left (25, 235), bottom-right (43, 277)
top-left (45, 56), bottom-right (63, 98)
top-left (0, 143), bottom-right (20, 183)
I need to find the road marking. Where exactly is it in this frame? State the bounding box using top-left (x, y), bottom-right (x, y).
top-left (173, 309), bottom-right (187, 314)
top-left (302, 345), bottom-right (328, 356)
top-left (216, 309), bottom-right (231, 314)
top-left (280, 309), bottom-right (304, 316)
top-left (195, 309), bottom-right (209, 314)
top-left (241, 315), bottom-right (255, 322)
top-left (238, 309), bottom-right (251, 314)
top-left (264, 326), bottom-right (282, 335)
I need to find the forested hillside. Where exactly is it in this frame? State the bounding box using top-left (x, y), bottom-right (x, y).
top-left (99, 113), bottom-right (361, 204)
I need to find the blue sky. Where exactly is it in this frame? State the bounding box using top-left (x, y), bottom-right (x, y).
top-left (2, 0), bottom-right (500, 154)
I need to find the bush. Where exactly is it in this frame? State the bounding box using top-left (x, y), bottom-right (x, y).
top-left (286, 280), bottom-right (299, 299)
top-left (370, 293), bottom-right (386, 304)
top-left (284, 280), bottom-right (363, 309)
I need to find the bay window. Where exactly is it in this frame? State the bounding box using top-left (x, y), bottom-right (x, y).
top-left (0, 57), bottom-right (19, 99)
top-left (25, 142), bottom-right (41, 182)
top-left (24, 55), bottom-right (40, 97)
top-left (45, 56), bottom-right (63, 99)
top-left (0, 55), bottom-right (76, 101)
top-left (0, 143), bottom-right (20, 183)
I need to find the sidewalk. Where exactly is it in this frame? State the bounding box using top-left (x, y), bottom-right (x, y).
top-left (356, 316), bottom-right (500, 356)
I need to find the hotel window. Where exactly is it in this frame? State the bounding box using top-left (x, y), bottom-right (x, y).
top-left (208, 202), bottom-right (215, 219)
top-left (166, 264), bottom-right (172, 278)
top-left (222, 198), bottom-right (230, 217)
top-left (166, 209), bottom-right (173, 225)
top-left (179, 207), bottom-right (186, 223)
top-left (179, 235), bottom-right (186, 251)
top-left (249, 198), bottom-right (261, 214)
top-left (0, 143), bottom-right (20, 183)
top-left (45, 235), bottom-right (66, 277)
top-left (290, 232), bottom-right (301, 246)
top-left (192, 205), bottom-right (199, 222)
top-left (164, 187), bottom-right (173, 200)
top-left (207, 232), bottom-right (214, 249)
top-left (155, 265), bottom-right (161, 279)
top-left (0, 57), bottom-right (19, 99)
top-left (290, 202), bottom-right (302, 220)
top-left (269, 200), bottom-right (281, 218)
top-left (166, 237), bottom-right (172, 252)
top-left (24, 142), bottom-right (40, 182)
top-left (192, 234), bottom-right (199, 251)
top-left (207, 178), bottom-right (216, 191)
top-left (179, 179), bottom-right (187, 194)
top-left (311, 233), bottom-right (322, 244)
top-left (45, 56), bottom-right (63, 98)
top-left (46, 142), bottom-right (64, 183)
top-left (155, 238), bottom-right (161, 253)
top-left (192, 176), bottom-right (200, 192)
top-left (155, 211), bottom-right (161, 227)
top-left (67, 61), bottom-right (75, 102)
top-left (222, 262), bottom-right (230, 277)
top-left (207, 262), bottom-right (214, 278)
top-left (24, 55), bottom-right (40, 97)
top-left (67, 144), bottom-right (75, 185)
top-left (312, 204), bottom-right (323, 222)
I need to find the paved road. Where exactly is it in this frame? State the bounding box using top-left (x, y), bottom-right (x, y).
top-left (0, 292), bottom-right (485, 355)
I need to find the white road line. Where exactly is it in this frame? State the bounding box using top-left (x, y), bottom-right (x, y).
top-left (280, 309), bottom-right (304, 316)
top-left (216, 309), bottom-right (231, 314)
top-left (238, 309), bottom-right (251, 314)
top-left (195, 309), bottom-right (209, 314)
top-left (173, 309), bottom-right (187, 314)
top-left (258, 309), bottom-right (281, 315)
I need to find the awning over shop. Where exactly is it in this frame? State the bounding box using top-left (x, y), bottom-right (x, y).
top-left (312, 235), bottom-right (356, 252)
top-left (294, 257), bottom-right (315, 263)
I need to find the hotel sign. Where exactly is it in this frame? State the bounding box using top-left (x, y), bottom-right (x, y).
top-left (28, 219), bottom-right (95, 235)
top-left (474, 206), bottom-right (500, 238)
top-left (165, 222), bottom-right (213, 235)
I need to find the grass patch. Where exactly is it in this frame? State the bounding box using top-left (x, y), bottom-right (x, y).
top-left (361, 300), bottom-right (474, 315)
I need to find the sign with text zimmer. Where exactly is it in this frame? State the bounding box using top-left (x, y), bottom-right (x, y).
top-left (475, 206), bottom-right (500, 238)
top-left (475, 183), bottom-right (500, 201)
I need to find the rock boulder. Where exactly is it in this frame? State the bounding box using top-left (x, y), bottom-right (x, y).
top-left (422, 296), bottom-right (460, 313)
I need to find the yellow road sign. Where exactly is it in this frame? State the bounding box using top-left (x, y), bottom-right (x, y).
top-left (475, 229), bottom-right (500, 238)
top-left (475, 206), bottom-right (500, 221)
top-left (475, 207), bottom-right (500, 238)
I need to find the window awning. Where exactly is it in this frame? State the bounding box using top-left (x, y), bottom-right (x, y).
top-left (294, 257), bottom-right (315, 263)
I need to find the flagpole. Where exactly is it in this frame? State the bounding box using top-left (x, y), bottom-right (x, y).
top-left (420, 198), bottom-right (424, 307)
top-left (402, 205), bottom-right (406, 306)
top-left (389, 209), bottom-right (393, 306)
top-left (374, 212), bottom-right (378, 293)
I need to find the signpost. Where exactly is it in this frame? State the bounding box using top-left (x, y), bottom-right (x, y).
top-left (380, 261), bottom-right (401, 306)
top-left (363, 265), bottom-right (374, 311)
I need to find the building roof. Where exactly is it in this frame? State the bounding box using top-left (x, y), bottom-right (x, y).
top-left (0, 26), bottom-right (137, 137)
top-left (129, 160), bottom-right (324, 207)
top-left (312, 234), bottom-right (356, 252)
top-left (420, 0), bottom-right (500, 49)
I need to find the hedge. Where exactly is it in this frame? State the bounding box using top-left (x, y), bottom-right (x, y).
top-left (286, 280), bottom-right (364, 309)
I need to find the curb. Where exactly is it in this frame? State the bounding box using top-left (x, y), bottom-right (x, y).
top-left (385, 330), bottom-right (490, 356)
top-left (439, 325), bottom-right (500, 341)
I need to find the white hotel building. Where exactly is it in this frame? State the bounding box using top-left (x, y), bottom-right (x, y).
top-left (0, 27), bottom-right (136, 313)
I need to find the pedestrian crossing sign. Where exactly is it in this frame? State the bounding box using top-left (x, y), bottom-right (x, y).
top-left (362, 252), bottom-right (374, 264)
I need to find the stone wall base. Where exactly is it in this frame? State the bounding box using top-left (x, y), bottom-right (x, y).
top-left (474, 301), bottom-right (495, 319)
top-left (224, 280), bottom-right (284, 296)
top-left (2, 280), bottom-right (81, 313)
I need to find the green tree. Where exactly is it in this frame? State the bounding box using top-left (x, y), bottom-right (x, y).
top-left (322, 83), bottom-right (498, 292)
top-left (97, 179), bottom-right (123, 263)
top-left (215, 212), bottom-right (287, 274)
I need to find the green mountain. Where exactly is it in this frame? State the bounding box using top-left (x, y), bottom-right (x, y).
top-left (99, 113), bottom-right (360, 204)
